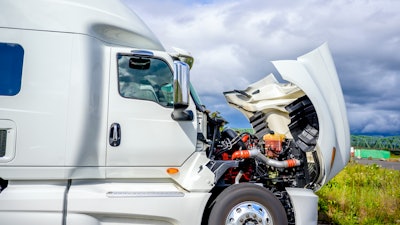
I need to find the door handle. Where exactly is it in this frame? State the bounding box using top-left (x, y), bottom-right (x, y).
top-left (109, 123), bottom-right (121, 147)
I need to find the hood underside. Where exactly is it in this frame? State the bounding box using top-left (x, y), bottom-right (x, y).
top-left (224, 43), bottom-right (350, 188)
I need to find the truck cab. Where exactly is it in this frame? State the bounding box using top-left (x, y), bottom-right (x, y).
top-left (0, 0), bottom-right (350, 224)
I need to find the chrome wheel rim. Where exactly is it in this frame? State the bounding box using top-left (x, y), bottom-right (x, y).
top-left (225, 201), bottom-right (273, 225)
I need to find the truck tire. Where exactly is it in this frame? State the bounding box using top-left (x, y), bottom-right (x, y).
top-left (208, 183), bottom-right (288, 225)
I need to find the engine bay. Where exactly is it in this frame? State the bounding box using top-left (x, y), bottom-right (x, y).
top-left (206, 95), bottom-right (321, 190)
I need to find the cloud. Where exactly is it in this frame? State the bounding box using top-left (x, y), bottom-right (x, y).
top-left (123, 0), bottom-right (400, 135)
top-left (348, 107), bottom-right (400, 135)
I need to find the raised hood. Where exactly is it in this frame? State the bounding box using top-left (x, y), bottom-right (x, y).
top-left (224, 43), bottom-right (350, 188)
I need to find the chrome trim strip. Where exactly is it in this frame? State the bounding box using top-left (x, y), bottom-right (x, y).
top-left (106, 191), bottom-right (185, 198)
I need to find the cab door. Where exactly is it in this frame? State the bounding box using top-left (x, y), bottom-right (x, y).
top-left (106, 48), bottom-right (197, 168)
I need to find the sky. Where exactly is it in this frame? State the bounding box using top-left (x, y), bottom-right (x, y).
top-left (123, 0), bottom-right (400, 136)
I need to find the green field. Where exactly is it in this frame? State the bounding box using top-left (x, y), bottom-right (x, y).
top-left (317, 161), bottom-right (400, 224)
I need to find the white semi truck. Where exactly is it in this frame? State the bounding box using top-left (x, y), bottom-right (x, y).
top-left (0, 0), bottom-right (350, 224)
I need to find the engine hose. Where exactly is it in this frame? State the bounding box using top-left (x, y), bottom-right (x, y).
top-left (231, 149), bottom-right (301, 168)
top-left (231, 150), bottom-right (252, 159)
top-left (235, 170), bottom-right (244, 184)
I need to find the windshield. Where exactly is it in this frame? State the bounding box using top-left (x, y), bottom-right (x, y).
top-left (190, 83), bottom-right (205, 111)
top-left (117, 54), bottom-right (174, 107)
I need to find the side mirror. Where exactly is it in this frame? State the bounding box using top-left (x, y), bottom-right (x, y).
top-left (172, 61), bottom-right (193, 121)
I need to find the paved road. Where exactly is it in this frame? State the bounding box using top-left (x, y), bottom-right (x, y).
top-left (355, 158), bottom-right (400, 170)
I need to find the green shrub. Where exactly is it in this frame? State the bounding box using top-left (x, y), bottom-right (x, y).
top-left (317, 162), bottom-right (400, 224)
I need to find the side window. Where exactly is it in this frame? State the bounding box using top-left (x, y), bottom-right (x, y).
top-left (0, 43), bottom-right (24, 96)
top-left (117, 54), bottom-right (174, 107)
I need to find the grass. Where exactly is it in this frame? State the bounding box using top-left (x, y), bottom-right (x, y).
top-left (317, 161), bottom-right (400, 224)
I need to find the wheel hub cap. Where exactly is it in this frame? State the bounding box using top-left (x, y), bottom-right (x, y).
top-left (226, 201), bottom-right (273, 225)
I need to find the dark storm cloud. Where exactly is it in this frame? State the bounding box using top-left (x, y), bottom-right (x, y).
top-left (124, 0), bottom-right (400, 135)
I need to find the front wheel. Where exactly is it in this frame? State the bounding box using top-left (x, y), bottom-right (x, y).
top-left (208, 183), bottom-right (288, 225)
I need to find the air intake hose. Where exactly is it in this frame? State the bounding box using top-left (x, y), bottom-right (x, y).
top-left (231, 149), bottom-right (301, 168)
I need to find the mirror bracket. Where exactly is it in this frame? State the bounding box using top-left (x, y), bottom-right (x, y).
top-left (171, 109), bottom-right (194, 121)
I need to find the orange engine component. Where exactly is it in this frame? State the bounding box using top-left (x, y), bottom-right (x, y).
top-left (231, 150), bottom-right (251, 160)
top-left (263, 133), bottom-right (285, 158)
